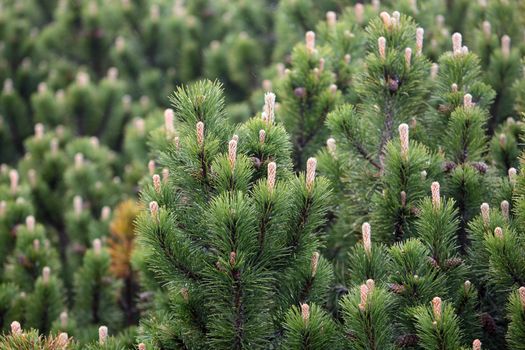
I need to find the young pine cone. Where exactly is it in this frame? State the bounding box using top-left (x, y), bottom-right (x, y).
top-left (442, 161), bottom-right (457, 173)
top-left (438, 104), bottom-right (453, 114)
top-left (481, 312), bottom-right (497, 334)
top-left (387, 76), bottom-right (400, 92)
top-left (428, 256), bottom-right (439, 268)
top-left (396, 334), bottom-right (419, 347)
top-left (471, 162), bottom-right (488, 174)
top-left (444, 257), bottom-right (463, 268)
top-left (388, 283), bottom-right (406, 294)
top-left (251, 157), bottom-right (262, 169)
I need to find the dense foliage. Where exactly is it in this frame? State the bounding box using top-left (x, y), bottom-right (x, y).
top-left (1, 0), bottom-right (525, 349)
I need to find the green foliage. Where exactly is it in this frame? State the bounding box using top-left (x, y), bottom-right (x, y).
top-left (281, 303), bottom-right (340, 350)
top-left (340, 284), bottom-right (395, 350)
top-left (413, 298), bottom-right (464, 350)
top-left (73, 241), bottom-right (123, 333)
top-left (137, 80), bottom-right (333, 348)
top-left (506, 288), bottom-right (525, 350)
top-left (277, 34), bottom-right (341, 168)
top-left (25, 268), bottom-right (64, 335)
top-left (1, 2), bottom-right (525, 349)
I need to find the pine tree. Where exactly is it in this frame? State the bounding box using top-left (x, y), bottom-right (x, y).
top-left (0, 321), bottom-right (71, 350)
top-left (136, 80), bottom-right (333, 348)
top-left (72, 239), bottom-right (123, 342)
top-left (317, 10), bottom-right (432, 278)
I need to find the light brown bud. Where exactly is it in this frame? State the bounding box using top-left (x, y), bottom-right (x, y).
top-left (354, 4), bottom-right (364, 23)
top-left (262, 79), bottom-right (272, 92)
top-left (164, 109), bottom-right (175, 136)
top-left (58, 332), bottom-right (69, 347)
top-left (482, 21), bottom-right (491, 38)
top-left (3, 79), bottom-right (13, 94)
top-left (60, 311), bottom-right (68, 328)
top-left (267, 162), bottom-right (276, 191)
top-left (327, 138), bottom-right (336, 157)
top-left (431, 182), bottom-right (441, 208)
top-left (180, 288), bottom-right (190, 301)
top-left (499, 133), bottom-right (507, 148)
top-left (93, 239), bottom-right (102, 255)
top-left (51, 138), bottom-right (59, 154)
top-left (228, 139), bottom-right (237, 170)
top-left (148, 160), bottom-right (155, 176)
top-left (26, 216), bottom-right (35, 232)
top-left (33, 239), bottom-right (40, 251)
top-left (501, 200), bottom-right (510, 221)
top-left (152, 174), bottom-right (161, 193)
top-left (378, 37), bottom-right (386, 59)
top-left (464, 94), bottom-right (474, 108)
top-left (9, 169), bottom-right (18, 194)
top-left (74, 153), bottom-right (84, 170)
top-left (305, 31), bottom-right (316, 54)
top-left (99, 326), bottom-right (108, 344)
top-left (399, 123), bottom-right (409, 159)
top-left (311, 252), bottom-right (320, 277)
top-left (464, 280), bottom-right (472, 292)
top-left (501, 35), bottom-right (510, 59)
top-left (259, 129), bottom-right (266, 144)
top-left (473, 339), bottom-right (481, 350)
top-left (494, 227), bottom-right (503, 239)
top-left (366, 279), bottom-right (375, 293)
top-left (508, 167), bottom-right (517, 185)
top-left (76, 71), bottom-right (90, 86)
top-left (431, 63), bottom-right (439, 79)
top-left (452, 33), bottom-right (462, 55)
top-left (416, 27), bottom-right (424, 55)
top-left (35, 123), bottom-right (44, 139)
top-left (401, 191), bottom-right (407, 207)
top-left (362, 222), bottom-right (371, 255)
top-left (306, 157), bottom-right (317, 191)
top-left (133, 118), bottom-right (145, 135)
top-left (263, 92), bottom-right (276, 124)
top-left (519, 286), bottom-right (525, 308)
top-left (326, 11), bottom-right (337, 27)
top-left (301, 303), bottom-right (310, 321)
top-left (149, 201), bottom-right (159, 218)
top-left (107, 67), bottom-right (118, 81)
top-left (38, 82), bottom-right (47, 94)
top-left (432, 296), bottom-right (442, 320)
top-left (405, 48), bottom-right (412, 68)
top-left (92, 139), bottom-right (101, 151)
top-left (359, 284), bottom-right (369, 311)
top-left (42, 266), bottom-right (51, 284)
top-left (160, 168), bottom-right (169, 183)
top-left (380, 12), bottom-right (391, 28)
top-left (11, 321), bottom-right (22, 335)
top-left (196, 122), bottom-right (204, 146)
top-left (481, 203), bottom-right (490, 225)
